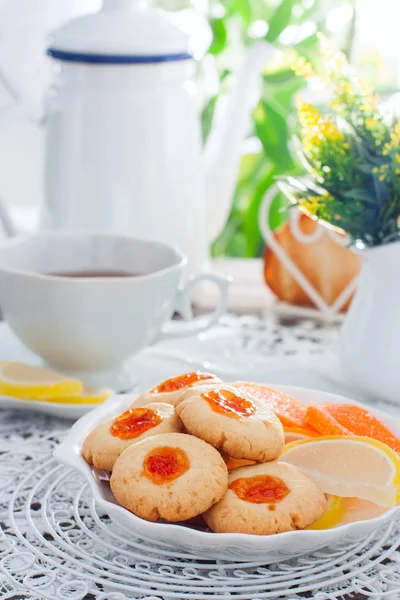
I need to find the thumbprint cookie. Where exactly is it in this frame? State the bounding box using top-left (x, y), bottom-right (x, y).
top-left (110, 432), bottom-right (228, 522)
top-left (175, 384), bottom-right (284, 462)
top-left (203, 461), bottom-right (327, 535)
top-left (82, 402), bottom-right (182, 471)
top-left (131, 372), bottom-right (221, 408)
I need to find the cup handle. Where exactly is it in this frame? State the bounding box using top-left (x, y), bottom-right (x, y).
top-left (156, 273), bottom-right (230, 342)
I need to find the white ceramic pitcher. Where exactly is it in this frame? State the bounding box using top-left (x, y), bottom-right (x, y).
top-left (0, 0), bottom-right (278, 273)
top-left (341, 242), bottom-right (400, 403)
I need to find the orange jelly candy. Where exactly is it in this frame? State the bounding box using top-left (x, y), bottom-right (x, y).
top-left (233, 382), bottom-right (312, 429)
top-left (305, 405), bottom-right (353, 436)
top-left (143, 446), bottom-right (190, 485)
top-left (202, 388), bottom-right (256, 419)
top-left (224, 456), bottom-right (256, 471)
top-left (322, 404), bottom-right (400, 452)
top-left (230, 475), bottom-right (290, 504)
top-left (110, 407), bottom-right (162, 440)
top-left (151, 372), bottom-right (214, 394)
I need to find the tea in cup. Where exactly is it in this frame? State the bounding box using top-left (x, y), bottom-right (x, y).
top-left (0, 233), bottom-right (229, 389)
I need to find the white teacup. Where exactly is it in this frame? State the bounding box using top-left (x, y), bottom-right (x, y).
top-left (0, 232), bottom-right (229, 390)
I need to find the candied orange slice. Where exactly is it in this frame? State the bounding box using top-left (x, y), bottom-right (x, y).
top-left (223, 456), bottom-right (256, 471)
top-left (305, 405), bottom-right (353, 436)
top-left (47, 385), bottom-right (111, 405)
top-left (0, 362), bottom-right (82, 400)
top-left (338, 497), bottom-right (388, 525)
top-left (281, 436), bottom-right (400, 507)
top-left (322, 404), bottom-right (400, 452)
top-left (306, 495), bottom-right (344, 530)
top-left (284, 427), bottom-right (318, 444)
top-left (233, 382), bottom-right (309, 428)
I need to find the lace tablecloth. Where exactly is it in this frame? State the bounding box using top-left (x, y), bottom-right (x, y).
top-left (1, 315), bottom-right (400, 600)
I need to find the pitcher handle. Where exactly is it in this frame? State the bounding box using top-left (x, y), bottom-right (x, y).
top-left (156, 273), bottom-right (230, 342)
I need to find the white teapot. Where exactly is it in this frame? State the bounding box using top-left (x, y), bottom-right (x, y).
top-left (1, 0), bottom-right (277, 272)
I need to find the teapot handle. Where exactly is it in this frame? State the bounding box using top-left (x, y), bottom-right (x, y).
top-left (0, 196), bottom-right (17, 237)
top-left (204, 41), bottom-right (282, 243)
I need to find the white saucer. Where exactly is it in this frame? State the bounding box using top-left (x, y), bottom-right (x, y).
top-left (0, 323), bottom-right (138, 419)
top-left (0, 394), bottom-right (110, 420)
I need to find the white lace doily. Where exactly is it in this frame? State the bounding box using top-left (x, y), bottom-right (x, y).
top-left (1, 316), bottom-right (400, 600)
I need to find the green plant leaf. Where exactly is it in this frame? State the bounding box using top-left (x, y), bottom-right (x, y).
top-left (269, 190), bottom-right (290, 231)
top-left (212, 152), bottom-right (267, 257)
top-left (263, 68), bottom-right (296, 84)
top-left (227, 0), bottom-right (252, 25)
top-left (211, 217), bottom-right (247, 257)
top-left (271, 77), bottom-right (304, 112)
top-left (265, 0), bottom-right (293, 43)
top-left (254, 100), bottom-right (294, 171)
top-left (201, 95), bottom-right (218, 143)
top-left (342, 189), bottom-right (379, 204)
top-left (208, 18), bottom-right (228, 55)
top-left (356, 163), bottom-right (375, 175)
top-left (244, 167), bottom-right (276, 256)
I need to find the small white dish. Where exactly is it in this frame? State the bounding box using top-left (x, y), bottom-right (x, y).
top-left (54, 385), bottom-right (400, 562)
top-left (0, 394), bottom-right (111, 420)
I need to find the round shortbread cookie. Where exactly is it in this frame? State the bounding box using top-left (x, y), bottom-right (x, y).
top-left (82, 403), bottom-right (182, 471)
top-left (175, 384), bottom-right (284, 462)
top-left (110, 432), bottom-right (228, 522)
top-left (203, 461), bottom-right (327, 535)
top-left (131, 372), bottom-right (222, 408)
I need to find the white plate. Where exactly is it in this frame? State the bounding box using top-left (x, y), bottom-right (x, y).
top-left (0, 394), bottom-right (106, 420)
top-left (54, 385), bottom-right (400, 562)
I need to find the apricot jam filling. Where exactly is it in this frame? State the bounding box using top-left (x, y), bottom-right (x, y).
top-left (143, 446), bottom-right (190, 484)
top-left (110, 407), bottom-right (162, 440)
top-left (151, 372), bottom-right (214, 394)
top-left (202, 388), bottom-right (256, 419)
top-left (229, 475), bottom-right (290, 504)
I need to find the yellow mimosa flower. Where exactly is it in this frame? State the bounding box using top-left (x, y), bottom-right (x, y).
top-left (365, 118), bottom-right (377, 131)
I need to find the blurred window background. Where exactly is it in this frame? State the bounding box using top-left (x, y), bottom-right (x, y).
top-left (0, 0), bottom-right (398, 253)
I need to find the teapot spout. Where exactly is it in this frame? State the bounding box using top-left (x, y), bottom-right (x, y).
top-left (204, 41), bottom-right (281, 242)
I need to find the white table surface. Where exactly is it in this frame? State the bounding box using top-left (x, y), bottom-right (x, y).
top-left (1, 314), bottom-right (400, 599)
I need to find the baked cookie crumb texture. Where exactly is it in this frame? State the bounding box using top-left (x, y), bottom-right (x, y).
top-left (110, 432), bottom-right (229, 522)
top-left (203, 461), bottom-right (327, 535)
top-left (176, 384), bottom-right (284, 462)
top-left (82, 402), bottom-right (182, 471)
top-left (131, 371), bottom-right (222, 408)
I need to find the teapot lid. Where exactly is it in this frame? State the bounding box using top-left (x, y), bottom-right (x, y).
top-left (47, 0), bottom-right (192, 64)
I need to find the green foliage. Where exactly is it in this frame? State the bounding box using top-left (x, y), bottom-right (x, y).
top-left (155, 0), bottom-right (356, 257)
top-left (283, 42), bottom-right (400, 247)
top-left (269, 191), bottom-right (290, 230)
top-left (254, 100), bottom-right (294, 171)
top-left (226, 0), bottom-right (252, 25)
top-left (265, 0), bottom-right (294, 43)
top-left (208, 18), bottom-right (228, 55)
top-left (205, 0), bottom-right (356, 257)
